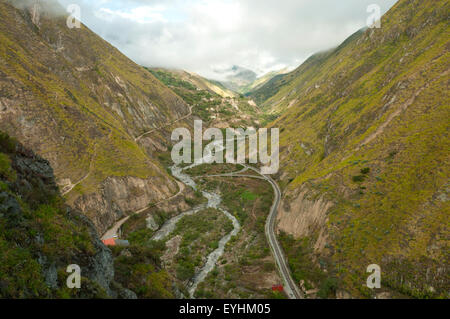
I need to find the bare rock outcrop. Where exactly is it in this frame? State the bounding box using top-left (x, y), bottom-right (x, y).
top-left (75, 175), bottom-right (177, 235)
top-left (277, 185), bottom-right (333, 252)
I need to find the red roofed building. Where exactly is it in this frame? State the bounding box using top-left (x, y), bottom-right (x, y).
top-left (102, 237), bottom-right (130, 247)
top-left (102, 238), bottom-right (117, 246)
top-left (272, 285), bottom-right (284, 292)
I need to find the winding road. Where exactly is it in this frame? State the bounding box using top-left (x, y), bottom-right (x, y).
top-left (100, 106), bottom-right (192, 240)
top-left (101, 180), bottom-right (185, 240)
top-left (203, 165), bottom-right (303, 299)
top-left (102, 107), bottom-right (303, 298)
top-left (102, 161), bottom-right (303, 298)
top-left (247, 167), bottom-right (303, 299)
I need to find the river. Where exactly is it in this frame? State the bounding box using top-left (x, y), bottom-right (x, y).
top-left (151, 160), bottom-right (241, 298)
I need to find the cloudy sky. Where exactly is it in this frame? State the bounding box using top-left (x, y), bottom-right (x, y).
top-left (57, 0), bottom-right (398, 79)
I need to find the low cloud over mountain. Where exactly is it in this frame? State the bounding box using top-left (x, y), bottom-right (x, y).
top-left (56, 0), bottom-right (397, 79)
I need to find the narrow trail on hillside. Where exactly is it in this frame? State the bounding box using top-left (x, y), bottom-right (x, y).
top-left (101, 180), bottom-right (185, 240)
top-left (61, 130), bottom-right (111, 196)
top-left (135, 105), bottom-right (193, 142)
top-left (101, 106), bottom-right (192, 240)
top-left (62, 102), bottom-right (191, 196)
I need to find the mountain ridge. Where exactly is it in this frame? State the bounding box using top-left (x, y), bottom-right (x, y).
top-left (0, 131), bottom-right (137, 298)
top-left (0, 0), bottom-right (190, 234)
top-left (265, 0), bottom-right (449, 298)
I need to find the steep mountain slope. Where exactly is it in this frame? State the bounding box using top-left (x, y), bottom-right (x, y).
top-left (243, 68), bottom-right (290, 96)
top-left (215, 65), bottom-right (258, 93)
top-left (249, 49), bottom-right (342, 108)
top-left (268, 0), bottom-right (449, 298)
top-left (0, 131), bottom-right (137, 298)
top-left (0, 0), bottom-right (190, 234)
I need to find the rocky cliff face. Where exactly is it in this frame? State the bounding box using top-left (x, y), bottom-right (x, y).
top-left (277, 185), bottom-right (333, 253)
top-left (0, 0), bottom-right (190, 234)
top-left (267, 0), bottom-right (449, 298)
top-left (0, 131), bottom-right (135, 298)
top-left (74, 175), bottom-right (178, 235)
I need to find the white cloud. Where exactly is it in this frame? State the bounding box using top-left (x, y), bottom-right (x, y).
top-left (56, 0), bottom-right (398, 79)
top-left (190, 0), bottom-right (243, 32)
top-left (96, 6), bottom-right (167, 23)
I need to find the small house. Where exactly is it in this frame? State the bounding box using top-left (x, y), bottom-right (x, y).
top-left (102, 237), bottom-right (130, 247)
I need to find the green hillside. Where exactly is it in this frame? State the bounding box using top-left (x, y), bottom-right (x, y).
top-left (0, 131), bottom-right (130, 298)
top-left (0, 0), bottom-right (447, 300)
top-left (0, 1), bottom-right (188, 233)
top-left (243, 68), bottom-right (290, 96)
top-left (148, 68), bottom-right (260, 127)
top-left (249, 49), bottom-right (344, 108)
top-left (266, 0), bottom-right (449, 298)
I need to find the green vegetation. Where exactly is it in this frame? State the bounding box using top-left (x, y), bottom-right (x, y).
top-left (184, 190), bottom-right (206, 207)
top-left (111, 243), bottom-right (175, 298)
top-left (257, 0), bottom-right (449, 298)
top-left (279, 232), bottom-right (336, 298)
top-left (127, 228), bottom-right (155, 246)
top-left (351, 175), bottom-right (366, 183)
top-left (0, 153), bottom-right (15, 181)
top-left (241, 190), bottom-right (257, 201)
top-left (216, 179), bottom-right (272, 225)
top-left (0, 1), bottom-right (186, 205)
top-left (241, 69), bottom-right (288, 95)
top-left (165, 209), bottom-right (233, 282)
top-left (194, 173), bottom-right (279, 298)
top-left (0, 131), bottom-right (16, 153)
top-left (317, 277), bottom-right (339, 299)
top-left (146, 68), bottom-right (259, 127)
top-left (148, 68), bottom-right (222, 122)
top-left (148, 69), bottom-right (197, 91)
top-left (0, 132), bottom-right (108, 298)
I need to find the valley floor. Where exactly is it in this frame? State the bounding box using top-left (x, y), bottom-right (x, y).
top-left (107, 159), bottom-right (298, 299)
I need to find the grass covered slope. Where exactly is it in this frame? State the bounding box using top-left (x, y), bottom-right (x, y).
top-left (0, 1), bottom-right (189, 231)
top-left (249, 49), bottom-right (342, 109)
top-left (243, 68), bottom-right (290, 98)
top-left (0, 131), bottom-right (133, 298)
top-left (148, 68), bottom-right (260, 127)
top-left (150, 68), bottom-right (238, 98)
top-left (267, 0), bottom-right (449, 298)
